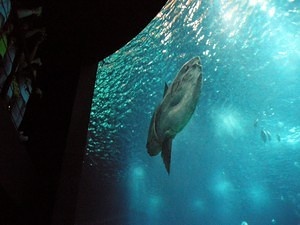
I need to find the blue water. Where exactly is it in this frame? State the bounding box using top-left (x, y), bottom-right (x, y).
top-left (81, 0), bottom-right (300, 224)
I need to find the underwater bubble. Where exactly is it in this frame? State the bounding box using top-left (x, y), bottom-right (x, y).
top-left (241, 221), bottom-right (248, 225)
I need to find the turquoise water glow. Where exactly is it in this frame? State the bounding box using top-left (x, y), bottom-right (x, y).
top-left (83, 0), bottom-right (300, 224)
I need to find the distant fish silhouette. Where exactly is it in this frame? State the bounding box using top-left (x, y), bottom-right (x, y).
top-left (254, 118), bottom-right (259, 127)
top-left (261, 130), bottom-right (267, 143)
top-left (146, 57), bottom-right (203, 174)
top-left (261, 129), bottom-right (271, 143)
top-left (276, 134), bottom-right (281, 142)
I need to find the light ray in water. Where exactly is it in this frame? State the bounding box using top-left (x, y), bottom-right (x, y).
top-left (212, 107), bottom-right (246, 138)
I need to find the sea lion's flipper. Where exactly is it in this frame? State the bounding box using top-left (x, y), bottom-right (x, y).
top-left (161, 137), bottom-right (172, 174)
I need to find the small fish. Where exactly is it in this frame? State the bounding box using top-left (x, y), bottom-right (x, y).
top-left (254, 118), bottom-right (259, 127)
top-left (276, 134), bottom-right (281, 142)
top-left (261, 129), bottom-right (267, 143)
top-left (266, 130), bottom-right (272, 141)
top-left (261, 129), bottom-right (271, 143)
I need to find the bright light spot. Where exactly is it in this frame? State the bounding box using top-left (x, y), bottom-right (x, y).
top-left (285, 126), bottom-right (300, 145)
top-left (193, 199), bottom-right (205, 210)
top-left (223, 10), bottom-right (233, 21)
top-left (211, 172), bottom-right (234, 198)
top-left (241, 221), bottom-right (249, 225)
top-left (222, 5), bottom-right (239, 24)
top-left (277, 121), bottom-right (284, 128)
top-left (128, 166), bottom-right (145, 194)
top-left (250, 187), bottom-right (263, 199)
top-left (127, 166), bottom-right (147, 213)
top-left (215, 180), bottom-right (232, 194)
top-left (248, 0), bottom-right (269, 12)
top-left (149, 195), bottom-right (161, 207)
top-left (260, 2), bottom-right (268, 11)
top-left (268, 7), bottom-right (275, 17)
top-left (248, 185), bottom-right (269, 206)
top-left (132, 166), bottom-right (145, 178)
top-left (203, 50), bottom-right (210, 56)
top-left (212, 108), bottom-right (245, 138)
top-left (147, 195), bottom-right (162, 214)
top-left (248, 0), bottom-right (265, 7)
top-left (248, 0), bottom-right (258, 6)
top-left (222, 114), bottom-right (237, 129)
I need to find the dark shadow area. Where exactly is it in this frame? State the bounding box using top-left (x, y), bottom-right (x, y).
top-left (0, 0), bottom-right (166, 224)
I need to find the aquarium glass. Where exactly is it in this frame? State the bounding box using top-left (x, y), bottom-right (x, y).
top-left (77, 0), bottom-right (300, 224)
